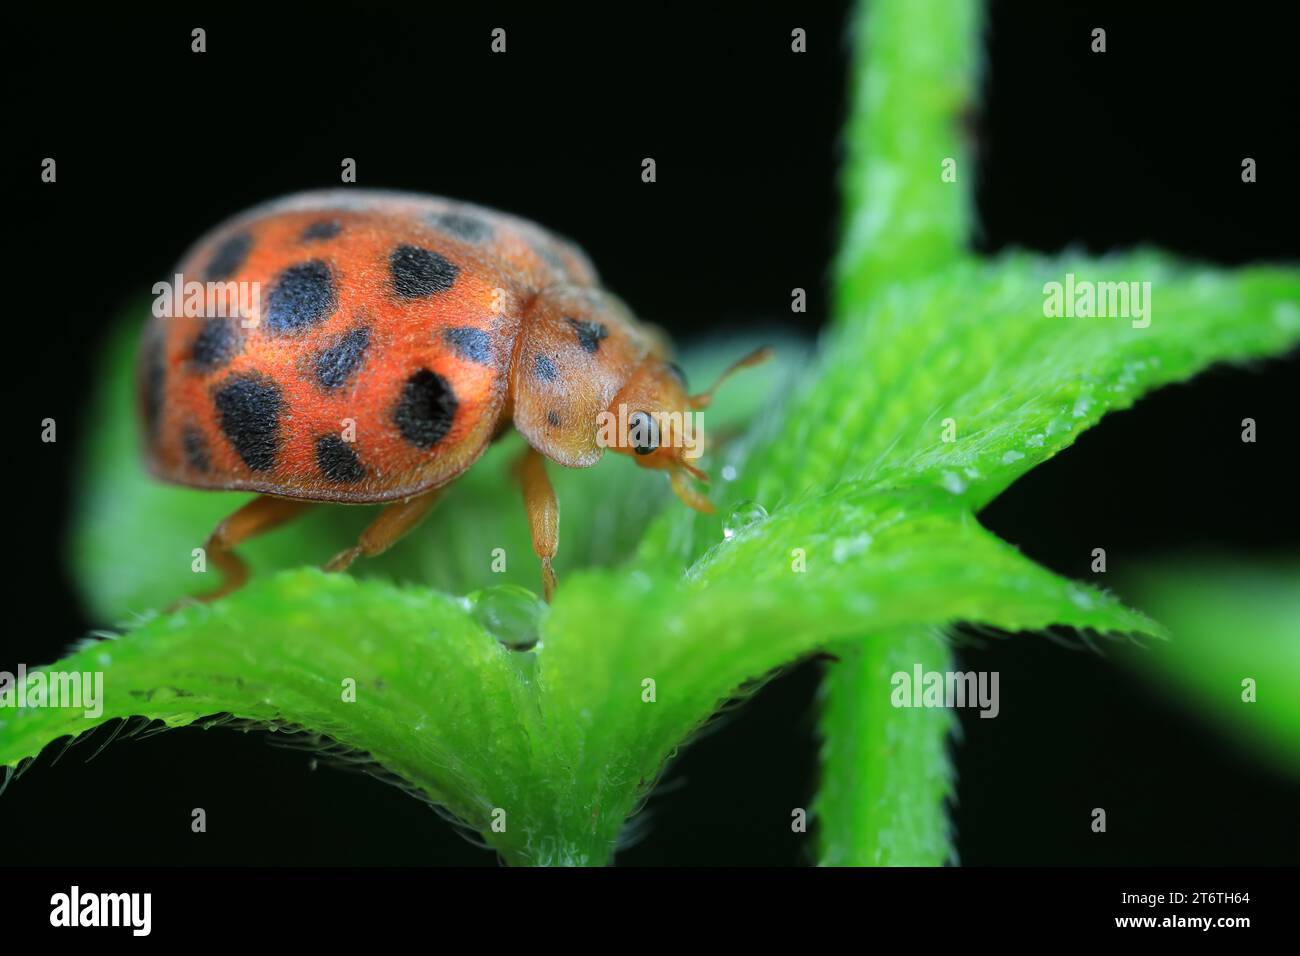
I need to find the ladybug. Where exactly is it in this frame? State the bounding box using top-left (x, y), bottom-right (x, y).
top-left (139, 189), bottom-right (769, 602)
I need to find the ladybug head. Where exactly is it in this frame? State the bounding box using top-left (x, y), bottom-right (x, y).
top-left (605, 346), bottom-right (772, 513)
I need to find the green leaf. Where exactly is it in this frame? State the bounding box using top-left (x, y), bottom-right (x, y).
top-left (1122, 558), bottom-right (1300, 778)
top-left (5, 481), bottom-right (1151, 866)
top-left (755, 254), bottom-right (1300, 513)
top-left (1, 571), bottom-right (544, 856)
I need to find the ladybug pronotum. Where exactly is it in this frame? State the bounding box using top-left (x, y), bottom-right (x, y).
top-left (139, 190), bottom-right (769, 602)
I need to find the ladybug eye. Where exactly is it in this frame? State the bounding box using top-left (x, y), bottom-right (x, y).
top-left (629, 411), bottom-right (659, 455)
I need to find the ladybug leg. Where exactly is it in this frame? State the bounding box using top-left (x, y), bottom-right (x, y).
top-left (323, 486), bottom-right (444, 574)
top-left (512, 445), bottom-right (559, 602)
top-left (193, 494), bottom-right (317, 604)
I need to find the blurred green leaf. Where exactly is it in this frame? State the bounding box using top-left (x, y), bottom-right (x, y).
top-left (1122, 559), bottom-right (1300, 778)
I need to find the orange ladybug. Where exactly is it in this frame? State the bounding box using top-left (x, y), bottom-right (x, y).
top-left (139, 190), bottom-right (768, 602)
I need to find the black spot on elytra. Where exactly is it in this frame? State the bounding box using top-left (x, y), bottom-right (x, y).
top-left (390, 245), bottom-right (459, 298)
top-left (314, 327), bottom-right (371, 389)
top-left (565, 316), bottom-right (608, 354)
top-left (213, 374), bottom-right (282, 471)
top-left (534, 242), bottom-right (566, 271)
top-left (183, 427), bottom-right (211, 472)
top-left (142, 332), bottom-right (165, 440)
top-left (189, 319), bottom-right (242, 372)
top-left (265, 260), bottom-right (337, 334)
top-left (204, 233), bottom-right (252, 281)
top-left (301, 219), bottom-right (341, 242)
top-left (315, 434), bottom-right (365, 482)
top-left (429, 212), bottom-right (493, 244)
top-left (393, 369), bottom-right (458, 449)
top-left (534, 354), bottom-right (558, 382)
top-left (442, 326), bottom-right (492, 365)
top-left (546, 410), bottom-right (561, 428)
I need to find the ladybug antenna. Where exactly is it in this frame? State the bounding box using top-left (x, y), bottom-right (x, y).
top-left (689, 346), bottom-right (774, 409)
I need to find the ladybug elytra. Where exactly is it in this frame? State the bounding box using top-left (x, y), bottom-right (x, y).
top-left (139, 190), bottom-right (768, 602)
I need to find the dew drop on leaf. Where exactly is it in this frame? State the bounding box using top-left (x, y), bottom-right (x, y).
top-left (1274, 300), bottom-right (1300, 332)
top-left (723, 500), bottom-right (768, 539)
top-left (1068, 585), bottom-right (1096, 611)
top-left (832, 534), bottom-right (873, 563)
top-left (469, 584), bottom-right (547, 650)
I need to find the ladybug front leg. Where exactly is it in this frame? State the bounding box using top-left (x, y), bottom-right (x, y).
top-left (323, 485), bottom-right (444, 574)
top-left (512, 445), bottom-right (559, 602)
top-left (193, 494), bottom-right (318, 604)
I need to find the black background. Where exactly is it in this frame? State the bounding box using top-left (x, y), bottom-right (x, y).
top-left (2, 1), bottom-right (1297, 866)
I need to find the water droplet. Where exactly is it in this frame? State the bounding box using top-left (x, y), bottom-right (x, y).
top-left (1072, 396), bottom-right (1093, 418)
top-left (1274, 301), bottom-right (1300, 332)
top-left (1001, 450), bottom-right (1025, 465)
top-left (1193, 273), bottom-right (1225, 294)
top-left (721, 464), bottom-right (738, 482)
top-left (469, 584), bottom-right (547, 650)
top-left (723, 500), bottom-right (768, 539)
top-left (832, 534), bottom-right (873, 563)
top-left (1068, 585), bottom-right (1096, 610)
top-left (627, 570), bottom-right (654, 594)
top-left (940, 472), bottom-right (967, 494)
top-left (1026, 433), bottom-right (1045, 448)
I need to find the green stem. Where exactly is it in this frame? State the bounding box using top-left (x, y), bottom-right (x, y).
top-left (816, 627), bottom-right (954, 865)
top-left (835, 0), bottom-right (978, 307)
top-left (818, 0), bottom-right (979, 865)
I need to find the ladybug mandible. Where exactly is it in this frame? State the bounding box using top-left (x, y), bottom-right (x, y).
top-left (139, 190), bottom-right (769, 602)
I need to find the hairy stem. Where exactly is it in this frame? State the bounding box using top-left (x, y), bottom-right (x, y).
top-left (836, 0), bottom-right (978, 305)
top-left (819, 0), bottom-right (979, 865)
